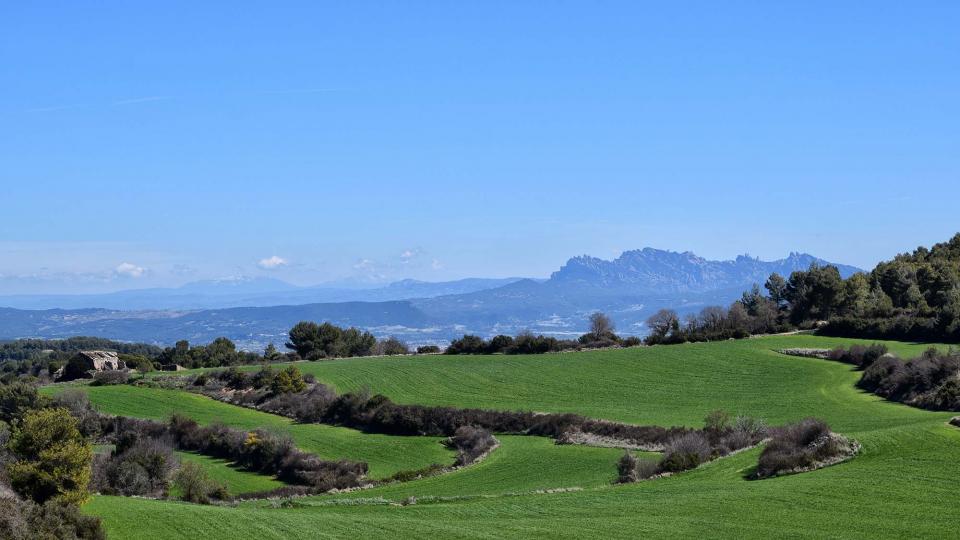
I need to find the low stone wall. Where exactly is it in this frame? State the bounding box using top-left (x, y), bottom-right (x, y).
top-left (778, 348), bottom-right (831, 359)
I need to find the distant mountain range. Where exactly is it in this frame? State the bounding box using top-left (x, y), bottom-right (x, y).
top-left (0, 249), bottom-right (860, 348)
top-left (0, 276), bottom-right (528, 310)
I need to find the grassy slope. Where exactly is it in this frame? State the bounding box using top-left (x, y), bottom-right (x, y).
top-left (287, 335), bottom-right (940, 429)
top-left (173, 452), bottom-right (285, 496)
top-left (47, 385), bottom-right (453, 479)
top-left (297, 437), bottom-right (652, 503)
top-left (81, 335), bottom-right (960, 538)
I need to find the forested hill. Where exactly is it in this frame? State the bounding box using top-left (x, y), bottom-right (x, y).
top-left (774, 233), bottom-right (960, 342)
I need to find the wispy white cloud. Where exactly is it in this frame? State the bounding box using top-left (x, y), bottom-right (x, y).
top-left (351, 258), bottom-right (389, 282)
top-left (399, 247), bottom-right (425, 263)
top-left (113, 96), bottom-right (172, 106)
top-left (114, 262), bottom-right (147, 278)
top-left (258, 255), bottom-right (288, 269)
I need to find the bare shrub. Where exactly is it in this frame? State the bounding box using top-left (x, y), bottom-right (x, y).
top-left (617, 452), bottom-right (660, 483)
top-left (828, 344), bottom-right (889, 368)
top-left (635, 458), bottom-right (660, 479)
top-left (616, 451), bottom-right (639, 483)
top-left (445, 426), bottom-right (497, 466)
top-left (92, 438), bottom-right (178, 497)
top-left (173, 461), bottom-right (228, 504)
top-left (755, 418), bottom-right (845, 478)
top-left (52, 389), bottom-right (105, 438)
top-left (0, 498), bottom-right (104, 540)
top-left (90, 370), bottom-right (129, 386)
top-left (659, 432), bottom-right (712, 472)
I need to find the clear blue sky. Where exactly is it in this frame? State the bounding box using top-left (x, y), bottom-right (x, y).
top-left (2, 2), bottom-right (958, 293)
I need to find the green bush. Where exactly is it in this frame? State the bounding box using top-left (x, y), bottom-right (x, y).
top-left (7, 407), bottom-right (93, 505)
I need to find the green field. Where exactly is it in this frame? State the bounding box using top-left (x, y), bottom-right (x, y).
top-left (297, 436), bottom-right (655, 504)
top-left (173, 452), bottom-right (286, 496)
top-left (45, 385), bottom-right (454, 479)
top-left (66, 335), bottom-right (960, 538)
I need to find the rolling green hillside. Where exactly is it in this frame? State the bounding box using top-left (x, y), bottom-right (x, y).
top-left (63, 335), bottom-right (960, 538)
top-left (279, 335), bottom-right (940, 428)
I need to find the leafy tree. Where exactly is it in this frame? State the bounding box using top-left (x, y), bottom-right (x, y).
top-left (7, 407), bottom-right (93, 505)
top-left (445, 335), bottom-right (487, 354)
top-left (119, 353), bottom-right (154, 372)
top-left (287, 321), bottom-right (323, 359)
top-left (785, 264), bottom-right (845, 323)
top-left (740, 284), bottom-right (765, 315)
top-left (173, 340), bottom-right (190, 362)
top-left (203, 337), bottom-right (238, 367)
top-left (286, 321), bottom-right (375, 359)
top-left (487, 335), bottom-right (514, 353)
top-left (271, 366), bottom-right (306, 394)
top-left (0, 382), bottom-right (48, 424)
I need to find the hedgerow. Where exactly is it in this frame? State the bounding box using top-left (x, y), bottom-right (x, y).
top-left (824, 345), bottom-right (960, 411)
top-left (754, 418), bottom-right (857, 478)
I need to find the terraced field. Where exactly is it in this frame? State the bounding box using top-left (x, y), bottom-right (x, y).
top-left (45, 385), bottom-right (453, 479)
top-left (60, 335), bottom-right (960, 538)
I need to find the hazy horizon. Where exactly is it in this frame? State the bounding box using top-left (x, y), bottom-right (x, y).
top-left (0, 246), bottom-right (863, 296)
top-left (4, 3), bottom-right (958, 294)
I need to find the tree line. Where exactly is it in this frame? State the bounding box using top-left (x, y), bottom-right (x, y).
top-left (444, 313), bottom-right (642, 355)
top-left (645, 233), bottom-right (960, 344)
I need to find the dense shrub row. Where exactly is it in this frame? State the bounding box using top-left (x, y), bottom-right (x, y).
top-left (166, 415), bottom-right (367, 491)
top-left (755, 418), bottom-right (854, 478)
top-left (446, 332), bottom-right (571, 355)
top-left (617, 411), bottom-right (768, 481)
top-left (188, 369), bottom-right (692, 448)
top-left (826, 343), bottom-right (889, 369)
top-left (92, 437), bottom-right (177, 497)
top-left (0, 497), bottom-right (105, 540)
top-left (858, 349), bottom-right (960, 410)
top-left (90, 369), bottom-right (130, 386)
top-left (445, 313), bottom-right (642, 355)
top-left (445, 332), bottom-right (643, 356)
top-left (823, 345), bottom-right (960, 411)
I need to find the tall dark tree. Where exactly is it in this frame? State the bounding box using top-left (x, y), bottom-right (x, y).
top-left (764, 273), bottom-right (788, 310)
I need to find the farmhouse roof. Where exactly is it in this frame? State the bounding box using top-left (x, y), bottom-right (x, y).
top-left (76, 350), bottom-right (122, 370)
